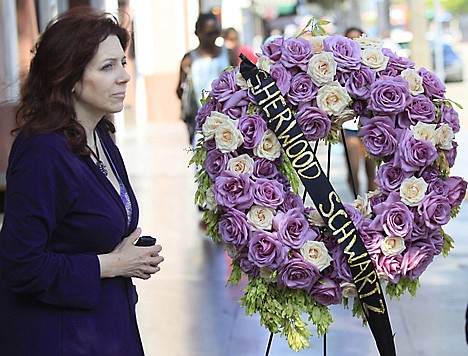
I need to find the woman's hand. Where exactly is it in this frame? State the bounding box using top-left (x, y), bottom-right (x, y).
top-left (98, 228), bottom-right (164, 279)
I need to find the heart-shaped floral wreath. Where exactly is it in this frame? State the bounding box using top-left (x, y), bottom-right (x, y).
top-left (190, 22), bottom-right (467, 351)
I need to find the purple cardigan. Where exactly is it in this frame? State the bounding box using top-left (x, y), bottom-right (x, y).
top-left (0, 127), bottom-right (144, 355)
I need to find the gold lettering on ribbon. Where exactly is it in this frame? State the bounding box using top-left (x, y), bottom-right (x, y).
top-left (362, 299), bottom-right (387, 315)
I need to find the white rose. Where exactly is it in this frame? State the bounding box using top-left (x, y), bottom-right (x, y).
top-left (247, 205), bottom-right (276, 231)
top-left (351, 194), bottom-right (372, 218)
top-left (401, 68), bottom-right (424, 96)
top-left (259, 267), bottom-right (277, 283)
top-left (316, 81), bottom-right (352, 116)
top-left (308, 209), bottom-right (326, 227)
top-left (435, 123), bottom-right (455, 150)
top-left (214, 119), bottom-right (244, 153)
top-left (309, 35), bottom-right (328, 54)
top-left (399, 176), bottom-right (428, 206)
top-left (380, 236), bottom-right (406, 256)
top-left (204, 187), bottom-right (218, 211)
top-left (340, 282), bottom-right (358, 298)
top-left (354, 34), bottom-right (383, 49)
top-left (256, 55), bottom-right (273, 72)
top-left (202, 111), bottom-right (230, 140)
top-left (307, 52), bottom-right (337, 86)
top-left (227, 154), bottom-right (254, 175)
top-left (361, 48), bottom-right (389, 71)
top-left (332, 108), bottom-right (356, 126)
top-left (225, 243), bottom-right (240, 259)
top-left (300, 240), bottom-right (333, 271)
top-left (253, 129), bottom-right (281, 161)
top-left (410, 121), bottom-right (437, 145)
top-left (236, 71), bottom-right (248, 90)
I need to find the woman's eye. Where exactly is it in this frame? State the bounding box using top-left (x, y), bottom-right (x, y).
top-left (102, 63), bottom-right (113, 71)
top-left (122, 59), bottom-right (128, 67)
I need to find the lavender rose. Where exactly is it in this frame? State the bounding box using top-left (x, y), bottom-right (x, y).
top-left (370, 193), bottom-right (414, 238)
top-left (404, 94), bottom-right (436, 125)
top-left (296, 106), bottom-right (331, 141)
top-left (236, 249), bottom-right (260, 278)
top-left (374, 253), bottom-right (402, 283)
top-left (400, 243), bottom-right (435, 280)
top-left (376, 162), bottom-right (411, 195)
top-left (368, 75), bottom-right (411, 115)
top-left (279, 190), bottom-right (306, 214)
top-left (358, 115), bottom-right (399, 159)
top-left (438, 104), bottom-right (460, 134)
top-left (273, 208), bottom-right (314, 249)
top-left (417, 191), bottom-right (451, 228)
top-left (210, 69), bottom-right (239, 103)
top-left (345, 65), bottom-right (376, 100)
top-left (248, 230), bottom-right (288, 270)
top-left (261, 36), bottom-right (284, 61)
top-left (418, 67), bottom-right (446, 100)
top-left (252, 178), bottom-right (285, 209)
top-left (279, 37), bottom-right (313, 72)
top-left (204, 149), bottom-right (233, 180)
top-left (219, 208), bottom-right (251, 248)
top-left (277, 253), bottom-right (321, 290)
top-left (443, 176), bottom-right (467, 207)
top-left (323, 35), bottom-right (362, 73)
top-left (394, 129), bottom-right (438, 173)
top-left (380, 48), bottom-right (415, 75)
top-left (253, 158), bottom-right (279, 179)
top-left (195, 99), bottom-right (222, 130)
top-left (270, 62), bottom-right (292, 95)
top-left (308, 278), bottom-right (342, 306)
top-left (213, 171), bottom-right (254, 210)
top-left (287, 72), bottom-right (316, 106)
top-left (359, 218), bottom-right (385, 255)
top-left (238, 114), bottom-right (267, 149)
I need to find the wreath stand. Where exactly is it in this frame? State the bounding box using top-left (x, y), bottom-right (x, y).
top-left (263, 129), bottom-right (358, 356)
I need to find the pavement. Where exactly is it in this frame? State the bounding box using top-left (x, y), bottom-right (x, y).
top-left (1, 43), bottom-right (468, 356)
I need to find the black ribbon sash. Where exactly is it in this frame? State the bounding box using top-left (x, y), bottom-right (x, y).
top-left (239, 54), bottom-right (396, 356)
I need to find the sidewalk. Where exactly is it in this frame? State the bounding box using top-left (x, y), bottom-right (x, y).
top-left (121, 120), bottom-right (468, 356)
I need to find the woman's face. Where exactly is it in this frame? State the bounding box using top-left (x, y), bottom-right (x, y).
top-left (73, 35), bottom-right (130, 122)
top-left (196, 19), bottom-right (220, 47)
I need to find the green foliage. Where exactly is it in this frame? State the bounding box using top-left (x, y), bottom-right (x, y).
top-left (203, 209), bottom-right (222, 242)
top-left (386, 278), bottom-right (420, 300)
top-left (440, 0), bottom-right (468, 15)
top-left (240, 278), bottom-right (333, 351)
top-left (279, 155), bottom-right (302, 194)
top-left (441, 228), bottom-right (455, 257)
top-left (227, 264), bottom-right (243, 286)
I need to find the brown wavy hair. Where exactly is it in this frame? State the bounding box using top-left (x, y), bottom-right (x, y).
top-left (16, 6), bottom-right (130, 154)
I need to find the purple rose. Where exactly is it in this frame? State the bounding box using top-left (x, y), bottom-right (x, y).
top-left (238, 114), bottom-right (267, 149)
top-left (352, 99), bottom-right (372, 117)
top-left (380, 48), bottom-right (415, 75)
top-left (220, 90), bottom-right (249, 119)
top-left (261, 36), bottom-right (284, 61)
top-left (368, 75), bottom-right (411, 115)
top-left (296, 106), bottom-right (331, 141)
top-left (417, 191), bottom-right (451, 228)
top-left (279, 190), bottom-right (306, 214)
top-left (418, 67), bottom-right (446, 100)
top-left (404, 94), bottom-right (436, 126)
top-left (358, 115), bottom-right (399, 159)
top-left (279, 37), bottom-right (313, 72)
top-left (345, 65), bottom-right (376, 99)
top-left (204, 149), bottom-right (233, 180)
top-left (273, 208), bottom-right (313, 249)
top-left (330, 246), bottom-right (353, 282)
top-left (219, 208), bottom-right (251, 248)
top-left (248, 230), bottom-right (288, 269)
top-left (323, 35), bottom-right (362, 73)
top-left (400, 243), bottom-right (435, 280)
top-left (277, 253), bottom-right (321, 289)
top-left (213, 171), bottom-right (254, 210)
top-left (370, 193), bottom-right (414, 238)
top-left (359, 219), bottom-right (385, 255)
top-left (409, 214), bottom-right (430, 241)
top-left (344, 203), bottom-right (364, 230)
top-left (308, 278), bottom-right (342, 306)
top-left (210, 69), bottom-right (238, 103)
top-left (443, 140), bottom-right (458, 167)
top-left (270, 63), bottom-right (292, 95)
top-left (252, 178), bottom-right (285, 208)
top-left (376, 162), bottom-right (411, 195)
top-left (427, 178), bottom-right (448, 196)
top-left (287, 72), bottom-right (316, 106)
top-left (443, 176), bottom-right (467, 207)
top-left (438, 104), bottom-right (460, 133)
top-left (393, 130), bottom-right (438, 173)
top-left (253, 158), bottom-right (279, 179)
top-left (418, 165), bottom-right (441, 184)
top-left (236, 249), bottom-right (260, 278)
top-left (195, 99), bottom-right (221, 130)
top-left (374, 254), bottom-right (402, 283)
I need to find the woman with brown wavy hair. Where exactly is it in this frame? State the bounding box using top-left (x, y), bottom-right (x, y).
top-left (0, 6), bottom-right (163, 355)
